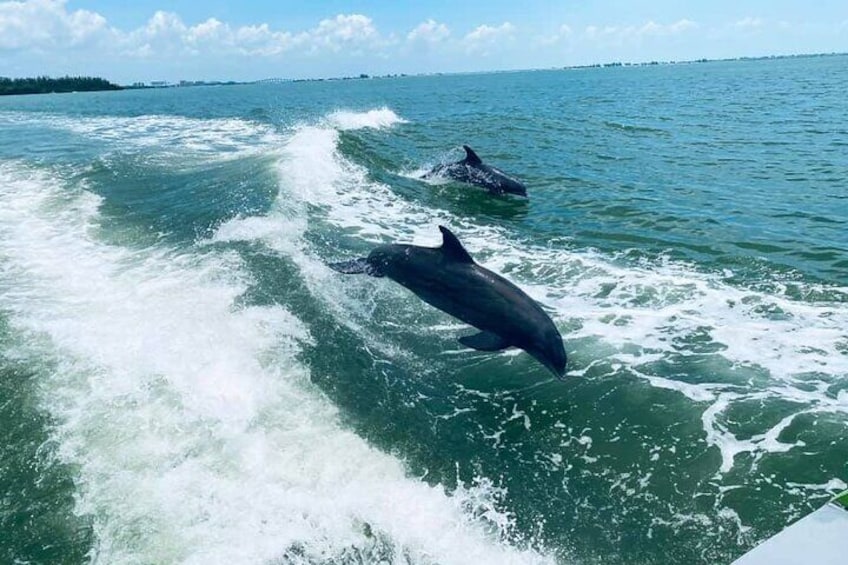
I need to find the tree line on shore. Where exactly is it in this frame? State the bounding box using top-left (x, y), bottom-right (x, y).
top-left (0, 76), bottom-right (122, 96)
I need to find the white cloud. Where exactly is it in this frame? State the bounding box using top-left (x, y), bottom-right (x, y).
top-left (233, 24), bottom-right (296, 56)
top-left (65, 4), bottom-right (106, 43)
top-left (0, 4), bottom-right (395, 72)
top-left (407, 19), bottom-right (450, 43)
top-left (659, 19), bottom-right (698, 35)
top-left (186, 17), bottom-right (226, 44)
top-left (180, 18), bottom-right (296, 56)
top-left (0, 0), bottom-right (109, 50)
top-left (733, 17), bottom-right (764, 30)
top-left (0, 3), bottom-right (387, 59)
top-left (583, 19), bottom-right (698, 45)
top-left (465, 22), bottom-right (514, 43)
top-left (538, 23), bottom-right (573, 46)
top-left (144, 10), bottom-right (185, 37)
top-left (119, 11), bottom-right (384, 58)
top-left (463, 22), bottom-right (515, 53)
top-left (126, 10), bottom-right (186, 55)
top-left (307, 14), bottom-right (380, 53)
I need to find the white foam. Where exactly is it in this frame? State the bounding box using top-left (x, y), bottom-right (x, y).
top-left (277, 123), bottom-right (437, 239)
top-left (467, 242), bottom-right (848, 473)
top-left (700, 393), bottom-right (806, 474)
top-left (0, 111), bottom-right (283, 164)
top-left (0, 161), bottom-right (552, 564)
top-left (324, 106), bottom-right (408, 131)
top-left (785, 478), bottom-right (848, 494)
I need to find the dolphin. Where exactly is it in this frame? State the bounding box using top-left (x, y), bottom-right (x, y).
top-left (423, 145), bottom-right (528, 197)
top-left (329, 226), bottom-right (567, 378)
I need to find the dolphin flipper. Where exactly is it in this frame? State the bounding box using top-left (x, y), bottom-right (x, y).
top-left (328, 258), bottom-right (384, 277)
top-left (459, 331), bottom-right (510, 351)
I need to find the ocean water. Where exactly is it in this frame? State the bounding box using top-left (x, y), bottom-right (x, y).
top-left (0, 55), bottom-right (846, 564)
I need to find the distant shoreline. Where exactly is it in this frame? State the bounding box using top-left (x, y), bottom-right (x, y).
top-left (3, 51), bottom-right (844, 94)
top-left (0, 76), bottom-right (122, 96)
top-left (553, 50), bottom-right (846, 71)
top-left (219, 51), bottom-right (848, 86)
top-left (253, 51), bottom-right (848, 84)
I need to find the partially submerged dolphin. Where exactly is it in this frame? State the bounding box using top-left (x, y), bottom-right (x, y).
top-left (423, 145), bottom-right (528, 197)
top-left (329, 226), bottom-right (567, 378)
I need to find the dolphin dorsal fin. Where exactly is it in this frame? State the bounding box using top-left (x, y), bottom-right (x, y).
top-left (438, 226), bottom-right (474, 263)
top-left (462, 145), bottom-right (482, 165)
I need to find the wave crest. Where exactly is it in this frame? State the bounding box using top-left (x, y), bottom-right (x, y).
top-left (325, 107), bottom-right (408, 131)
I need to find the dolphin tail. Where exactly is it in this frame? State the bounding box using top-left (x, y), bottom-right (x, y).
top-left (328, 258), bottom-right (384, 277)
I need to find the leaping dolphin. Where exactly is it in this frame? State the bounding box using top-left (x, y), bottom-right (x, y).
top-left (423, 145), bottom-right (528, 197)
top-left (329, 226), bottom-right (566, 378)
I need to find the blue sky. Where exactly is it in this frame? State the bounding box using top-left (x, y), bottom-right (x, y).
top-left (1, 0), bottom-right (847, 83)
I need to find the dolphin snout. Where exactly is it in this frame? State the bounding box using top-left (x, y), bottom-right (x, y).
top-left (535, 337), bottom-right (567, 379)
top-left (545, 356), bottom-right (568, 380)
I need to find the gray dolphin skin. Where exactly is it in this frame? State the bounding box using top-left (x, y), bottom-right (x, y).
top-left (423, 145), bottom-right (528, 197)
top-left (329, 226), bottom-right (567, 379)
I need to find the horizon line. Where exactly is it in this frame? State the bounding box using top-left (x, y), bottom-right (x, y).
top-left (121, 50), bottom-right (848, 87)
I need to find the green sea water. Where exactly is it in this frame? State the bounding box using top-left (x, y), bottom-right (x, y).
top-left (0, 55), bottom-right (846, 564)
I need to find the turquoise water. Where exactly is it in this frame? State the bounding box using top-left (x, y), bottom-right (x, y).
top-left (1, 55), bottom-right (846, 564)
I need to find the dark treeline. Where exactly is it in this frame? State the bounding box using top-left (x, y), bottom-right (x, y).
top-left (0, 76), bottom-right (122, 96)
